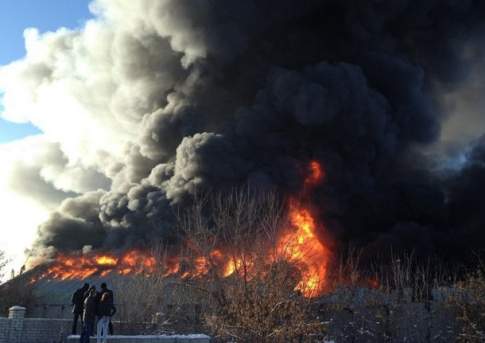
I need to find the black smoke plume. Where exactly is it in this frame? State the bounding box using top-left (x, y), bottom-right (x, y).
top-left (3, 0), bottom-right (485, 263)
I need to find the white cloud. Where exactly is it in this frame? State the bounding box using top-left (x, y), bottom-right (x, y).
top-left (0, 137), bottom-right (52, 275)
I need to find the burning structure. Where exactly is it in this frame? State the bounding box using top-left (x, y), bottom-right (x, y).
top-left (32, 161), bottom-right (332, 298)
top-left (2, 1), bottom-right (485, 290)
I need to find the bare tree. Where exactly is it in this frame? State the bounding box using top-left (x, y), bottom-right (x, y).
top-left (0, 250), bottom-right (9, 283)
top-left (176, 189), bottom-right (326, 342)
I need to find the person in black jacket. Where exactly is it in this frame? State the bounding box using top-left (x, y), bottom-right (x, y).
top-left (96, 291), bottom-right (116, 343)
top-left (98, 283), bottom-right (115, 334)
top-left (79, 286), bottom-right (97, 343)
top-left (71, 283), bottom-right (89, 335)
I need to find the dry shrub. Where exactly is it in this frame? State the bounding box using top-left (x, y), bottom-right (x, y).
top-left (112, 273), bottom-right (167, 325)
top-left (204, 262), bottom-right (325, 342)
top-left (178, 190), bottom-right (326, 342)
top-left (453, 263), bottom-right (485, 343)
top-left (359, 251), bottom-right (453, 306)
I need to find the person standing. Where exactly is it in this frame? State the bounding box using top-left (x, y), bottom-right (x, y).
top-left (99, 283), bottom-right (114, 300)
top-left (80, 286), bottom-right (97, 343)
top-left (71, 283), bottom-right (89, 335)
top-left (96, 291), bottom-right (116, 343)
top-left (99, 282), bottom-right (115, 334)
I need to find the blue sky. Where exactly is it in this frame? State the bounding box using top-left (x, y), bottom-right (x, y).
top-left (0, 0), bottom-right (92, 143)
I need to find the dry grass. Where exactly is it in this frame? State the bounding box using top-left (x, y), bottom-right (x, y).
top-left (203, 263), bottom-right (324, 342)
top-left (451, 261), bottom-right (485, 343)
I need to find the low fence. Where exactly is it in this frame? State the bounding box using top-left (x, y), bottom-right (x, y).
top-left (66, 334), bottom-right (210, 343)
top-left (0, 306), bottom-right (70, 343)
top-left (0, 306), bottom-right (210, 343)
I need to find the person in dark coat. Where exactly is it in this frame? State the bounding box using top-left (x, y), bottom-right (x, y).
top-left (71, 283), bottom-right (89, 335)
top-left (96, 291), bottom-right (116, 343)
top-left (98, 283), bottom-right (115, 334)
top-left (99, 283), bottom-right (114, 303)
top-left (79, 286), bottom-right (97, 343)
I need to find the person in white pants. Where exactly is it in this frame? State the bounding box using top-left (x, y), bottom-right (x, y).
top-left (96, 315), bottom-right (110, 343)
top-left (96, 291), bottom-right (116, 343)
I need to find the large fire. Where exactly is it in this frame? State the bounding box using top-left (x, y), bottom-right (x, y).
top-left (275, 200), bottom-right (330, 296)
top-left (32, 161), bottom-right (331, 297)
top-left (34, 250), bottom-right (156, 281)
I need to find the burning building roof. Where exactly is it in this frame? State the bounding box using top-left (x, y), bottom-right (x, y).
top-left (29, 161), bottom-right (332, 298)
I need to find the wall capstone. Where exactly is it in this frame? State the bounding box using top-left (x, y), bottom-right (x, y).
top-left (8, 306), bottom-right (26, 319)
top-left (7, 306), bottom-right (26, 343)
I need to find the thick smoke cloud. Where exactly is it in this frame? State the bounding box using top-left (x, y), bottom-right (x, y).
top-left (2, 0), bottom-right (485, 263)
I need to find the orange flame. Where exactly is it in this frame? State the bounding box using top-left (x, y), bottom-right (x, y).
top-left (305, 160), bottom-right (324, 188)
top-left (95, 256), bottom-right (118, 266)
top-left (275, 200), bottom-right (330, 296)
top-left (34, 250), bottom-right (156, 281)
